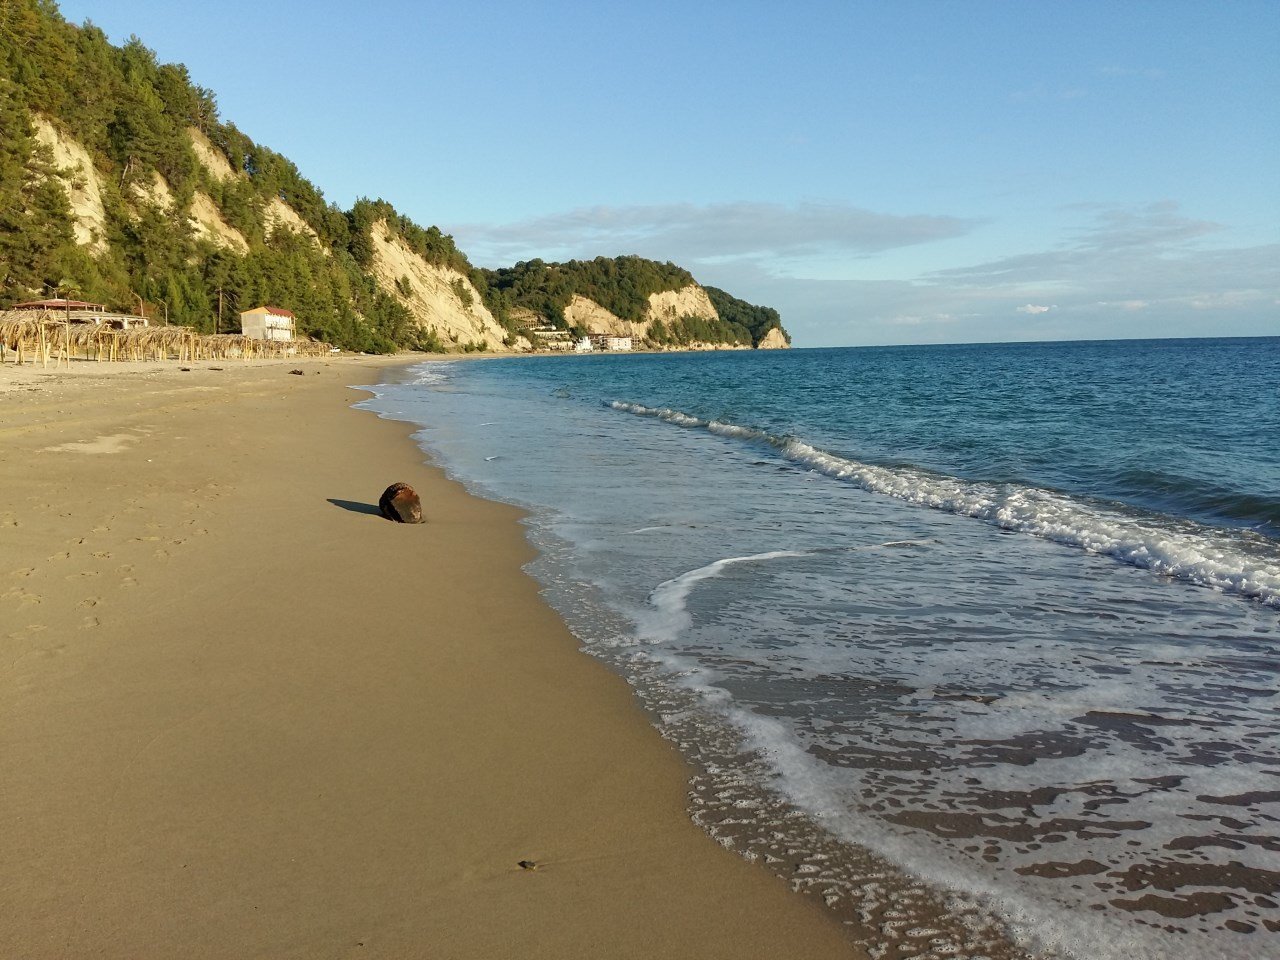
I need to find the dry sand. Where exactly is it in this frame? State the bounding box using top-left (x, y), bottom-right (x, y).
top-left (0, 357), bottom-right (861, 959)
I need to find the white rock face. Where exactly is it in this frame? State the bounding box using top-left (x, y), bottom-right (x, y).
top-left (562, 284), bottom-right (724, 342)
top-left (187, 128), bottom-right (320, 248)
top-left (188, 190), bottom-right (249, 253)
top-left (757, 327), bottom-right (790, 349)
top-left (367, 219), bottom-right (511, 351)
top-left (645, 285), bottom-right (719, 327)
top-left (32, 116), bottom-right (108, 254)
top-left (265, 197), bottom-right (320, 243)
top-left (130, 170), bottom-right (175, 212)
top-left (187, 127), bottom-right (238, 182)
top-left (564, 295), bottom-right (634, 336)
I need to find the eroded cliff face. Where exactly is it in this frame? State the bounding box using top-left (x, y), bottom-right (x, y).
top-left (30, 118), bottom-right (274, 256)
top-left (757, 327), bottom-right (790, 349)
top-left (564, 295), bottom-right (637, 337)
top-left (561, 284), bottom-right (725, 343)
top-left (187, 127), bottom-right (236, 182)
top-left (130, 169), bottom-right (175, 211)
top-left (645, 285), bottom-right (719, 329)
top-left (32, 117), bottom-right (108, 254)
top-left (187, 127), bottom-right (319, 247)
top-left (32, 119), bottom-right (335, 261)
top-left (367, 220), bottom-right (511, 351)
top-left (265, 197), bottom-right (319, 242)
top-left (188, 190), bottom-right (249, 252)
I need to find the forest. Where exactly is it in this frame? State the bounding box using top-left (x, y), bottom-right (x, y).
top-left (0, 0), bottom-right (788, 352)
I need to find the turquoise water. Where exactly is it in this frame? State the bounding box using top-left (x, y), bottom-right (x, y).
top-left (362, 338), bottom-right (1280, 960)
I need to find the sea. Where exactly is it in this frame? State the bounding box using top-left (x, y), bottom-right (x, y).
top-left (359, 337), bottom-right (1280, 960)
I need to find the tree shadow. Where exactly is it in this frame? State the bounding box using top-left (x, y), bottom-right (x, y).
top-left (327, 498), bottom-right (383, 517)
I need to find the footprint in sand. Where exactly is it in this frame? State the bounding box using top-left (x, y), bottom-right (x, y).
top-left (3, 588), bottom-right (42, 605)
top-left (117, 564), bottom-right (134, 574)
top-left (79, 597), bottom-right (101, 608)
top-left (80, 617), bottom-right (100, 630)
top-left (46, 551), bottom-right (71, 562)
top-left (91, 551), bottom-right (112, 559)
top-left (65, 571), bottom-right (100, 580)
top-left (11, 568), bottom-right (35, 579)
top-left (119, 577), bottom-right (138, 589)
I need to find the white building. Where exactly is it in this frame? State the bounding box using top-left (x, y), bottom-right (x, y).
top-left (239, 305), bottom-right (296, 341)
top-left (574, 336), bottom-right (593, 353)
top-left (586, 334), bottom-right (633, 352)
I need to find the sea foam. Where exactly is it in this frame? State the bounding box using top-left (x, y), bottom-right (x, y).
top-left (608, 400), bottom-right (1280, 608)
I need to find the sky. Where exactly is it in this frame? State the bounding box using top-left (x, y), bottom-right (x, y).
top-left (52, 0), bottom-right (1279, 347)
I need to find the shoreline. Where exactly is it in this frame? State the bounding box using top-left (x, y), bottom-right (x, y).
top-left (0, 356), bottom-right (860, 958)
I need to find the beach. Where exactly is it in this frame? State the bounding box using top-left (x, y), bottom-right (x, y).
top-left (359, 344), bottom-right (1280, 960)
top-left (0, 357), bottom-right (859, 959)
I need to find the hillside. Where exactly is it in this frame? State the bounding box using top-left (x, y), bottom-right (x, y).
top-left (474, 257), bottom-right (788, 349)
top-left (0, 1), bottom-right (789, 353)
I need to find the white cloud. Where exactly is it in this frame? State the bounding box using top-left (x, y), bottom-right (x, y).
top-left (449, 198), bottom-right (1279, 347)
top-left (452, 201), bottom-right (976, 268)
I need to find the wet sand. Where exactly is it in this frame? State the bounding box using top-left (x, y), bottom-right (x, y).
top-left (0, 357), bottom-right (861, 959)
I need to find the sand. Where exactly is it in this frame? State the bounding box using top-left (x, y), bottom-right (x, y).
top-left (0, 357), bottom-right (861, 959)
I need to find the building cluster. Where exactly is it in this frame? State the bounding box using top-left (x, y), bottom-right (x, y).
top-left (526, 326), bottom-right (633, 353)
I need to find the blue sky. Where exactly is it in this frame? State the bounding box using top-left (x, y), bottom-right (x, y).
top-left (54, 0), bottom-right (1279, 346)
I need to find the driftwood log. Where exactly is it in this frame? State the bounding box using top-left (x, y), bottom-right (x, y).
top-left (379, 483), bottom-right (424, 524)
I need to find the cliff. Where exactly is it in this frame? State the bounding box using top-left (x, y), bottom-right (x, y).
top-left (477, 257), bottom-right (789, 349)
top-left (757, 328), bottom-right (789, 350)
top-left (563, 285), bottom-right (747, 347)
top-left (367, 220), bottom-right (511, 351)
top-left (31, 117), bottom-right (107, 254)
top-left (0, 1), bottom-right (789, 353)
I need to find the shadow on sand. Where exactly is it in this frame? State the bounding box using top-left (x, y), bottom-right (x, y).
top-left (327, 498), bottom-right (382, 517)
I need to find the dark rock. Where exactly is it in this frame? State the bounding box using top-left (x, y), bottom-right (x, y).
top-left (379, 482), bottom-right (424, 524)
top-left (289, 368), bottom-right (304, 375)
top-left (517, 860), bottom-right (538, 870)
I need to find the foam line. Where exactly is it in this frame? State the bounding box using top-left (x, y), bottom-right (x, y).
top-left (609, 400), bottom-right (1280, 607)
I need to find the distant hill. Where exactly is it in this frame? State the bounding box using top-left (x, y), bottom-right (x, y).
top-left (475, 257), bottom-right (788, 349)
top-left (0, 1), bottom-right (789, 353)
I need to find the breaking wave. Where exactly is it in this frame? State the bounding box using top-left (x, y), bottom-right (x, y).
top-left (608, 400), bottom-right (1280, 607)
